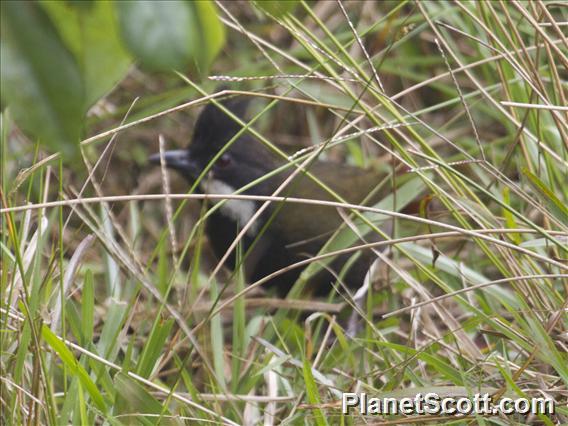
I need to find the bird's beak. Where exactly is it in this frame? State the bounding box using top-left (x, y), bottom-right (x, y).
top-left (148, 149), bottom-right (202, 180)
top-left (148, 149), bottom-right (189, 169)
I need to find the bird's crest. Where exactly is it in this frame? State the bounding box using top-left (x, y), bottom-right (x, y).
top-left (191, 92), bottom-right (251, 152)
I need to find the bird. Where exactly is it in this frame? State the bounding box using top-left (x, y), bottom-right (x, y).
top-left (149, 95), bottom-right (390, 297)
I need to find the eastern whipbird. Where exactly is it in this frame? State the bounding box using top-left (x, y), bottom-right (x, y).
top-left (149, 96), bottom-right (391, 297)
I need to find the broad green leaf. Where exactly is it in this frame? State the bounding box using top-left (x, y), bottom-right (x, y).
top-left (96, 298), bottom-right (128, 360)
top-left (81, 269), bottom-right (95, 344)
top-left (302, 357), bottom-right (327, 426)
top-left (136, 318), bottom-right (174, 378)
top-left (193, 1), bottom-right (226, 72)
top-left (41, 0), bottom-right (132, 107)
top-left (42, 325), bottom-right (107, 412)
top-left (116, 0), bottom-right (224, 73)
top-left (114, 373), bottom-right (171, 423)
top-left (117, 1), bottom-right (198, 71)
top-left (0, 2), bottom-right (84, 159)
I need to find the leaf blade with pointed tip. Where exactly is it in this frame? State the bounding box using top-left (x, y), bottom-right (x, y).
top-left (116, 0), bottom-right (197, 71)
top-left (0, 2), bottom-right (84, 159)
top-left (41, 0), bottom-right (132, 108)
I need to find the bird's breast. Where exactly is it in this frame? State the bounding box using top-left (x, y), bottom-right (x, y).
top-left (201, 178), bottom-right (259, 236)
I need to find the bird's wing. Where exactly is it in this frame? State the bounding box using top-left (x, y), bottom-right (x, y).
top-left (266, 162), bottom-right (381, 249)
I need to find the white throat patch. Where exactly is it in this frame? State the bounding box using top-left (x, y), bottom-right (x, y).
top-left (202, 178), bottom-right (259, 236)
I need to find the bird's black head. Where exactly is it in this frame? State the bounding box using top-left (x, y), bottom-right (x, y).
top-left (149, 96), bottom-right (279, 194)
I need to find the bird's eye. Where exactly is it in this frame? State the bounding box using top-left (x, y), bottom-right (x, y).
top-left (217, 154), bottom-right (232, 168)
